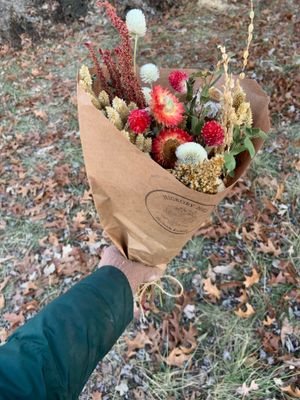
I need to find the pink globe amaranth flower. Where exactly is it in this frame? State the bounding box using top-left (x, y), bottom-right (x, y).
top-left (150, 85), bottom-right (184, 127)
top-left (201, 120), bottom-right (225, 146)
top-left (168, 70), bottom-right (189, 93)
top-left (128, 109), bottom-right (151, 134)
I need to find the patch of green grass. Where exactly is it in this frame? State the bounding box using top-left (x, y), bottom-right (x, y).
top-left (0, 215), bottom-right (48, 258)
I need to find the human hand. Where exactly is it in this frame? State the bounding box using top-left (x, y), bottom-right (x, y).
top-left (99, 245), bottom-right (164, 294)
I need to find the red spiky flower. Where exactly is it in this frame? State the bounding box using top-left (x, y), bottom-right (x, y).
top-left (201, 120), bottom-right (225, 146)
top-left (128, 109), bottom-right (151, 134)
top-left (152, 128), bottom-right (193, 168)
top-left (168, 70), bottom-right (188, 93)
top-left (150, 85), bottom-right (184, 127)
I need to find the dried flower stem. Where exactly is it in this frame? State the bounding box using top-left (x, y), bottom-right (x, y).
top-left (218, 45), bottom-right (234, 149)
top-left (96, 1), bottom-right (146, 108)
top-left (242, 0), bottom-right (254, 72)
top-left (99, 49), bottom-right (123, 99)
top-left (84, 42), bottom-right (110, 95)
top-left (133, 35), bottom-right (138, 73)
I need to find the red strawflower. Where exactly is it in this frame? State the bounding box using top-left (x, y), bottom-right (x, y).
top-left (150, 85), bottom-right (184, 127)
top-left (201, 120), bottom-right (225, 146)
top-left (168, 70), bottom-right (189, 93)
top-left (128, 109), bottom-right (151, 134)
top-left (152, 128), bottom-right (193, 168)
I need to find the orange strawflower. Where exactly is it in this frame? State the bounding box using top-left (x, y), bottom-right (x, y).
top-left (152, 128), bottom-right (192, 168)
top-left (150, 85), bottom-right (184, 127)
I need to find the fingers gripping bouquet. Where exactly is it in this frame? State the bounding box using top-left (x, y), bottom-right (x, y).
top-left (77, 1), bottom-right (270, 267)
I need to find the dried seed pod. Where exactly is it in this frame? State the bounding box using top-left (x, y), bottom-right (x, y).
top-left (105, 107), bottom-right (123, 130)
top-left (112, 97), bottom-right (130, 121)
top-left (99, 90), bottom-right (110, 108)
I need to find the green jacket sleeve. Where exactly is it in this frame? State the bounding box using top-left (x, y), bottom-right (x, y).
top-left (0, 266), bottom-right (133, 400)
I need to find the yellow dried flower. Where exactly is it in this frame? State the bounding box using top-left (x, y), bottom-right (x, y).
top-left (79, 70), bottom-right (101, 110)
top-left (172, 155), bottom-right (225, 194)
top-left (105, 107), bottom-right (123, 130)
top-left (134, 135), bottom-right (152, 153)
top-left (121, 130), bottom-right (131, 141)
top-left (242, 0), bottom-right (254, 71)
top-left (209, 86), bottom-right (222, 102)
top-left (129, 131), bottom-right (136, 143)
top-left (135, 135), bottom-right (145, 151)
top-left (217, 45), bottom-right (236, 148)
top-left (98, 90), bottom-right (110, 108)
top-left (233, 82), bottom-right (246, 111)
top-left (233, 92), bottom-right (246, 111)
top-left (112, 97), bottom-right (130, 121)
top-left (91, 97), bottom-right (101, 110)
top-left (79, 79), bottom-right (93, 96)
top-left (245, 106), bottom-right (253, 126)
top-left (128, 102), bottom-right (138, 111)
top-left (79, 65), bottom-right (92, 87)
top-left (143, 137), bottom-right (152, 153)
top-left (236, 102), bottom-right (251, 125)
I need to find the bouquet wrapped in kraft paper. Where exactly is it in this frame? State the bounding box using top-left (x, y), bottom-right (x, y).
top-left (77, 68), bottom-right (270, 266)
top-left (77, 1), bottom-right (270, 268)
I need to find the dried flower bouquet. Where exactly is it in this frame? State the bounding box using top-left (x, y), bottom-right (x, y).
top-left (77, 1), bottom-right (270, 265)
top-left (80, 1), bottom-right (267, 195)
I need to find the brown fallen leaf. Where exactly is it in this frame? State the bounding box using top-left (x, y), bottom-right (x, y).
top-left (236, 380), bottom-right (259, 396)
top-left (4, 312), bottom-right (25, 329)
top-left (125, 331), bottom-right (152, 358)
top-left (294, 159), bottom-right (300, 172)
top-left (268, 271), bottom-right (288, 286)
top-left (23, 281), bottom-right (38, 295)
top-left (0, 294), bottom-right (5, 309)
top-left (31, 68), bottom-right (41, 76)
top-left (263, 315), bottom-right (276, 326)
top-left (166, 347), bottom-right (191, 367)
top-left (242, 226), bottom-right (256, 242)
top-left (263, 197), bottom-right (278, 213)
top-left (281, 385), bottom-right (300, 398)
top-left (238, 288), bottom-right (248, 304)
top-left (73, 210), bottom-right (87, 229)
top-left (278, 356), bottom-right (300, 368)
top-left (244, 267), bottom-right (260, 288)
top-left (275, 182), bottom-right (285, 201)
top-left (33, 110), bottom-right (48, 121)
top-left (258, 239), bottom-right (281, 256)
top-left (260, 330), bottom-right (280, 354)
top-left (284, 288), bottom-right (300, 302)
top-left (281, 318), bottom-right (294, 346)
top-left (133, 388), bottom-right (145, 400)
top-left (235, 303), bottom-right (255, 318)
top-left (181, 324), bottom-right (197, 354)
top-left (203, 277), bottom-right (221, 300)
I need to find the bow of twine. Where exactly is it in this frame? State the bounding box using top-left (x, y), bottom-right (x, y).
top-left (135, 275), bottom-right (184, 320)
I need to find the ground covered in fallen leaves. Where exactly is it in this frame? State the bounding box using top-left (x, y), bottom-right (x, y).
top-left (0, 0), bottom-right (299, 399)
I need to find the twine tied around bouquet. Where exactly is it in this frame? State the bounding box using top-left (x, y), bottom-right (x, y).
top-left (136, 275), bottom-right (184, 320)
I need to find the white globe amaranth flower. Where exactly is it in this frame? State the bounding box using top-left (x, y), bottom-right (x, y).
top-left (176, 142), bottom-right (208, 165)
top-left (142, 87), bottom-right (152, 104)
top-left (217, 178), bottom-right (226, 192)
top-left (203, 101), bottom-right (221, 118)
top-left (126, 9), bottom-right (147, 37)
top-left (140, 63), bottom-right (160, 84)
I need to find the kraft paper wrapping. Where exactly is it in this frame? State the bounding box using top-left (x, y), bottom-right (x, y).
top-left (77, 68), bottom-right (270, 266)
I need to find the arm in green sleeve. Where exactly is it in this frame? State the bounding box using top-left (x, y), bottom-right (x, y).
top-left (0, 266), bottom-right (133, 400)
